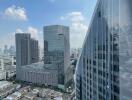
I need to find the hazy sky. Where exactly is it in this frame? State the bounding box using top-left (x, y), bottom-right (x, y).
top-left (0, 0), bottom-right (97, 49)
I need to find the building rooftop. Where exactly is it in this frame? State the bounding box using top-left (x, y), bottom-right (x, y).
top-left (23, 92), bottom-right (37, 100)
top-left (21, 62), bottom-right (58, 72)
top-left (6, 92), bottom-right (22, 100)
top-left (0, 81), bottom-right (12, 89)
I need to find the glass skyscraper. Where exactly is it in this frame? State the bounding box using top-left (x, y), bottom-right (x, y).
top-left (44, 25), bottom-right (70, 85)
top-left (75, 0), bottom-right (132, 100)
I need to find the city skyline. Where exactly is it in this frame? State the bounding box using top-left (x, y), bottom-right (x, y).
top-left (0, 0), bottom-right (97, 49)
top-left (1, 0), bottom-right (132, 100)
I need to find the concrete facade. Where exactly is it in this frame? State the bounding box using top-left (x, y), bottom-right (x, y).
top-left (15, 33), bottom-right (39, 80)
top-left (19, 62), bottom-right (58, 86)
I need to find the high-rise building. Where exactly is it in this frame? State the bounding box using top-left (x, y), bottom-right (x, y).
top-left (44, 25), bottom-right (70, 85)
top-left (8, 46), bottom-right (16, 57)
top-left (30, 39), bottom-right (39, 63)
top-left (15, 34), bottom-right (31, 67)
top-left (4, 45), bottom-right (8, 55)
top-left (75, 0), bottom-right (132, 100)
top-left (0, 48), bottom-right (2, 55)
top-left (15, 33), bottom-right (39, 79)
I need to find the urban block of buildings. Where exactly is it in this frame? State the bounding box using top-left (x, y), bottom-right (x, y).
top-left (0, 55), bottom-right (16, 80)
top-left (15, 25), bottom-right (71, 89)
top-left (0, 81), bottom-right (71, 100)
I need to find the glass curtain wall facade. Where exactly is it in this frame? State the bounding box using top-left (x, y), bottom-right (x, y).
top-left (75, 0), bottom-right (132, 100)
top-left (44, 25), bottom-right (70, 85)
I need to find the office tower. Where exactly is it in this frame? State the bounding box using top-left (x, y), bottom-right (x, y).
top-left (0, 48), bottom-right (2, 55)
top-left (15, 33), bottom-right (39, 79)
top-left (44, 25), bottom-right (70, 85)
top-left (4, 45), bottom-right (8, 55)
top-left (30, 39), bottom-right (39, 63)
top-left (75, 0), bottom-right (132, 100)
top-left (8, 46), bottom-right (16, 57)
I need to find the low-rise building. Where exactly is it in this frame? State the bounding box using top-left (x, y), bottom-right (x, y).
top-left (0, 55), bottom-right (16, 80)
top-left (19, 62), bottom-right (58, 86)
top-left (18, 86), bottom-right (31, 96)
top-left (0, 70), bottom-right (6, 80)
top-left (23, 92), bottom-right (36, 100)
top-left (5, 92), bottom-right (22, 100)
top-left (0, 81), bottom-right (20, 99)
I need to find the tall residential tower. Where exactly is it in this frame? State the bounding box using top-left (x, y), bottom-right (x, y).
top-left (30, 39), bottom-right (39, 63)
top-left (15, 33), bottom-right (39, 79)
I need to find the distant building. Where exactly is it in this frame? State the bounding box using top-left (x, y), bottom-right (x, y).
top-left (0, 56), bottom-right (16, 80)
top-left (8, 46), bottom-right (16, 57)
top-left (4, 45), bottom-right (8, 55)
top-left (0, 45), bottom-right (16, 57)
top-left (0, 48), bottom-right (3, 55)
top-left (15, 33), bottom-right (39, 80)
top-left (44, 25), bottom-right (70, 85)
top-left (39, 47), bottom-right (44, 61)
top-left (71, 48), bottom-right (81, 59)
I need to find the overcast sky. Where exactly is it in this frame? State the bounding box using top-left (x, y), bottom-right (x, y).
top-left (0, 0), bottom-right (97, 49)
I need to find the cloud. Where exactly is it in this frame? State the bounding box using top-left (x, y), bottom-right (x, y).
top-left (16, 29), bottom-right (23, 33)
top-left (0, 26), bottom-right (42, 49)
top-left (27, 26), bottom-right (38, 39)
top-left (16, 27), bottom-right (43, 47)
top-left (4, 5), bottom-right (27, 21)
top-left (67, 12), bottom-right (84, 22)
top-left (16, 27), bottom-right (39, 39)
top-left (60, 11), bottom-right (88, 48)
top-left (16, 27), bottom-right (43, 48)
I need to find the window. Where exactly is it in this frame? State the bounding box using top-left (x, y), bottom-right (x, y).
top-left (98, 11), bottom-right (101, 18)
